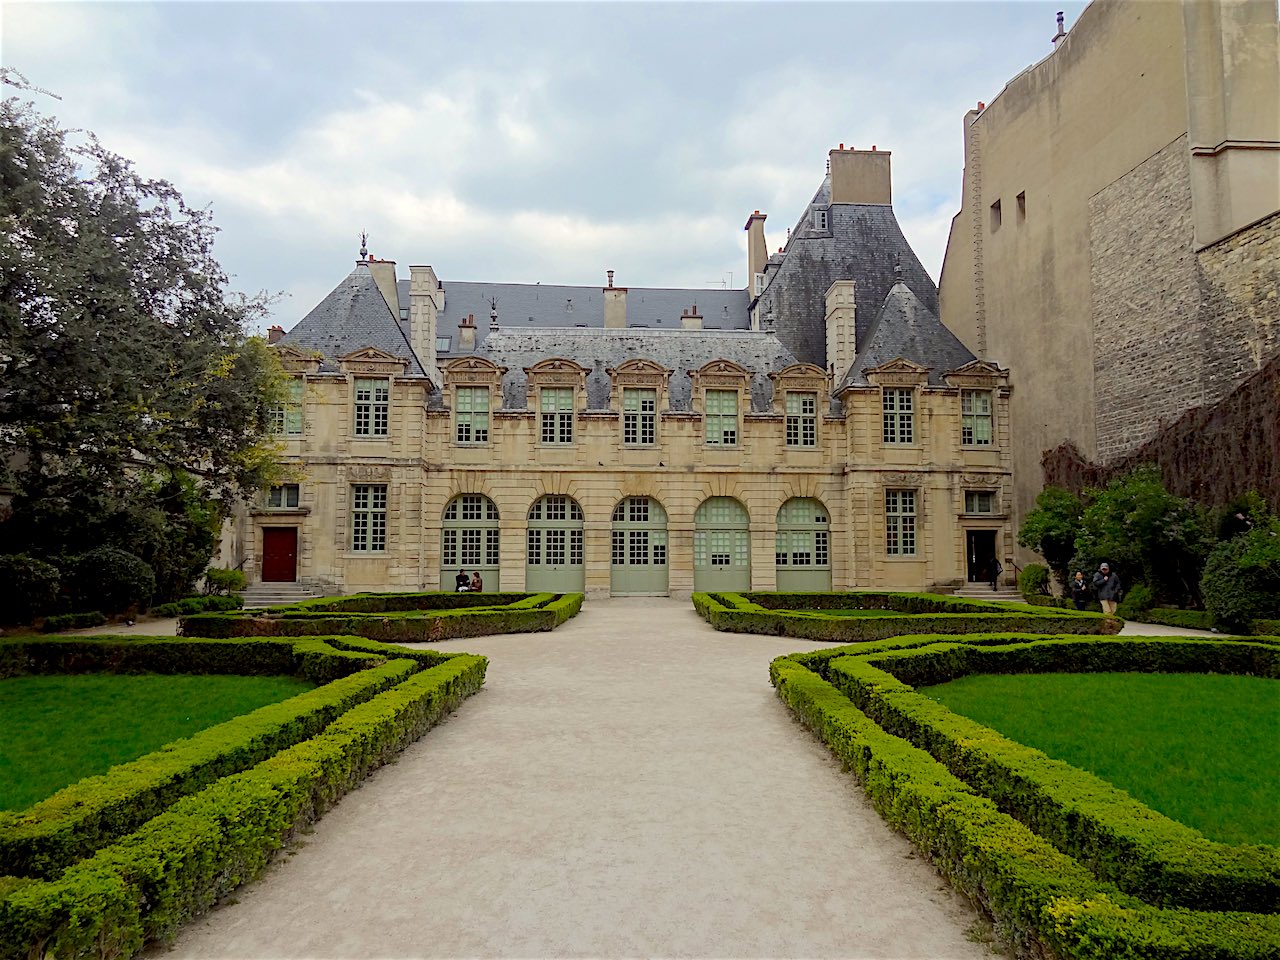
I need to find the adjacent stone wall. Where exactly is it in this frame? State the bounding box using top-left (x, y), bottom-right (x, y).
top-left (1090, 137), bottom-right (1202, 461)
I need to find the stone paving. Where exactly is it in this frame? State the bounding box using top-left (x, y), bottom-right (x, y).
top-left (151, 598), bottom-right (1004, 959)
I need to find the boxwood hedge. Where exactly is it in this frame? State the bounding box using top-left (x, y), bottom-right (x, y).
top-left (770, 652), bottom-right (1280, 959)
top-left (181, 591), bottom-right (584, 641)
top-left (694, 591), bottom-right (1121, 642)
top-left (825, 638), bottom-right (1280, 912)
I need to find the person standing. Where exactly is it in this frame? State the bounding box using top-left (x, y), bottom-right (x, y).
top-left (1070, 571), bottom-right (1090, 610)
top-left (1092, 563), bottom-right (1122, 615)
top-left (990, 559), bottom-right (1004, 592)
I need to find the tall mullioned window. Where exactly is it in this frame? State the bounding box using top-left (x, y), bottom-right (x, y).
top-left (965, 490), bottom-right (996, 514)
top-left (351, 484), bottom-right (387, 552)
top-left (442, 494), bottom-right (500, 567)
top-left (785, 391), bottom-right (817, 447)
top-left (540, 387), bottom-right (574, 444)
top-left (961, 390), bottom-right (993, 445)
top-left (704, 389), bottom-right (738, 446)
top-left (354, 378), bottom-right (389, 437)
top-left (455, 386), bottom-right (489, 444)
top-left (882, 387), bottom-right (914, 444)
top-left (269, 378), bottom-right (304, 436)
top-left (885, 489), bottom-right (916, 556)
top-left (623, 388), bottom-right (657, 445)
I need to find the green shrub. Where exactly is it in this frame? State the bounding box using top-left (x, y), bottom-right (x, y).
top-left (39, 611), bottom-right (107, 632)
top-left (0, 555), bottom-right (62, 625)
top-left (1140, 607), bottom-right (1214, 631)
top-left (68, 548), bottom-right (155, 614)
top-left (769, 655), bottom-right (1280, 959)
top-left (1017, 486), bottom-right (1084, 590)
top-left (1018, 563), bottom-right (1050, 598)
top-left (0, 654), bottom-right (487, 959)
top-left (1202, 520), bottom-right (1280, 633)
top-left (1114, 581), bottom-right (1154, 619)
top-left (151, 595), bottom-right (244, 617)
top-left (203, 567), bottom-right (246, 595)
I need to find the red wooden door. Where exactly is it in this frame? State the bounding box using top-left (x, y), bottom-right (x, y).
top-left (262, 528), bottom-right (298, 582)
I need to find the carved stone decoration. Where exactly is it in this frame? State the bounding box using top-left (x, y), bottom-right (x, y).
top-left (347, 464), bottom-right (392, 481)
top-left (338, 346), bottom-right (410, 376)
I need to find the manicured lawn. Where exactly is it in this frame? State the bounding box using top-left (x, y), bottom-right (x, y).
top-left (920, 671), bottom-right (1280, 847)
top-left (0, 673), bottom-right (315, 810)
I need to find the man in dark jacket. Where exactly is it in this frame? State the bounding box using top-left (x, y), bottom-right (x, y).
top-left (1092, 563), bottom-right (1122, 615)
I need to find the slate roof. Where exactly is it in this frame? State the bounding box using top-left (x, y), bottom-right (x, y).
top-left (753, 175), bottom-right (939, 369)
top-left (395, 280), bottom-right (750, 356)
top-left (477, 328), bottom-right (798, 412)
top-left (280, 263), bottom-right (427, 375)
top-left (840, 281), bottom-right (976, 388)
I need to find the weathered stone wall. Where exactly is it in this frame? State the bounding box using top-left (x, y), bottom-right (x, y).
top-left (1090, 137), bottom-right (1202, 461)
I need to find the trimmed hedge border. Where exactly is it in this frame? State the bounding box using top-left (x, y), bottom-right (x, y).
top-left (38, 612), bottom-right (107, 633)
top-left (826, 637), bottom-right (1280, 912)
top-left (770, 654), bottom-right (1280, 959)
top-left (0, 653), bottom-right (487, 960)
top-left (694, 591), bottom-right (1121, 643)
top-left (181, 591), bottom-right (584, 641)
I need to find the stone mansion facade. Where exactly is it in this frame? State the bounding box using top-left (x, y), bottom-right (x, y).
top-left (232, 147), bottom-right (1014, 598)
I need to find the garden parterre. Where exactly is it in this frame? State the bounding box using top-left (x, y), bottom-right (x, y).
top-left (0, 632), bottom-right (486, 959)
top-left (770, 629), bottom-right (1280, 958)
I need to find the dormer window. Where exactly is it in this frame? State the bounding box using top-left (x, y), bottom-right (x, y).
top-left (753, 272), bottom-right (767, 296)
top-left (813, 209), bottom-right (829, 231)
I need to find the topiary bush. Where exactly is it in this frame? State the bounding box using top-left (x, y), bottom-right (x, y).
top-left (1018, 563), bottom-right (1050, 599)
top-left (67, 548), bottom-right (155, 615)
top-left (39, 612), bottom-right (107, 633)
top-left (1115, 581), bottom-right (1154, 620)
top-left (0, 555), bottom-right (62, 624)
top-left (1202, 520), bottom-right (1280, 633)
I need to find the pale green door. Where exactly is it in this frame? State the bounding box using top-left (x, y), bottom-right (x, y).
top-left (610, 497), bottom-right (668, 595)
top-left (694, 497), bottom-right (751, 592)
top-left (775, 497), bottom-right (832, 591)
top-left (440, 494), bottom-right (501, 592)
top-left (526, 495), bottom-right (586, 593)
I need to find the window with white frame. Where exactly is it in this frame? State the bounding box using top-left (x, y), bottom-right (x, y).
top-left (354, 378), bottom-right (389, 437)
top-left (885, 489), bottom-right (917, 556)
top-left (965, 490), bottom-right (996, 514)
top-left (266, 484), bottom-right (300, 509)
top-left (351, 484), bottom-right (387, 552)
top-left (442, 494), bottom-right (500, 567)
top-left (268, 378), bottom-right (304, 436)
top-left (753, 272), bottom-right (767, 296)
top-left (455, 386), bottom-right (490, 444)
top-left (813, 209), bottom-right (829, 231)
top-left (882, 387), bottom-right (914, 444)
top-left (785, 391), bottom-right (817, 447)
top-left (961, 390), bottom-right (993, 445)
top-left (540, 387), bottom-right (574, 444)
top-left (704, 389), bottom-right (738, 446)
top-left (623, 387), bottom-right (657, 445)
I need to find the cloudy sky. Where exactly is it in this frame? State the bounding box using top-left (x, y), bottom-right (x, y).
top-left (4, 1), bottom-right (1084, 332)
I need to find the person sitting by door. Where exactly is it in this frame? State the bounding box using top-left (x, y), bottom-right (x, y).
top-left (470, 571), bottom-right (484, 593)
top-left (455, 569), bottom-right (470, 592)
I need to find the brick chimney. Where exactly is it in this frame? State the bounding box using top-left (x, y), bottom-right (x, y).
top-left (267, 325), bottom-right (285, 344)
top-left (458, 312), bottom-right (476, 353)
top-left (744, 210), bottom-right (767, 297)
top-left (604, 270), bottom-right (627, 328)
top-left (829, 146), bottom-right (892, 205)
top-left (681, 305), bottom-right (702, 330)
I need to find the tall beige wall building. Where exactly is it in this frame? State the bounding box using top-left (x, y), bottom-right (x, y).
top-left (236, 150), bottom-right (1016, 600)
top-left (939, 0), bottom-right (1279, 543)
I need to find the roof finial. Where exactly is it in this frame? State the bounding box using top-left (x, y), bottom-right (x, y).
top-left (894, 254), bottom-right (903, 282)
top-left (1052, 10), bottom-right (1066, 44)
top-left (359, 231), bottom-right (368, 260)
top-left (489, 297), bottom-right (499, 330)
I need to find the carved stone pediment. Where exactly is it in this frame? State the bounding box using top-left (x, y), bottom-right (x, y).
top-left (865, 357), bottom-right (930, 388)
top-left (943, 360), bottom-right (1009, 388)
top-left (524, 357), bottom-right (590, 377)
top-left (689, 359), bottom-right (751, 379)
top-left (274, 344), bottom-right (323, 374)
top-left (881, 472), bottom-right (921, 487)
top-left (444, 356), bottom-right (507, 386)
top-left (338, 346), bottom-right (410, 375)
top-left (609, 358), bottom-right (671, 378)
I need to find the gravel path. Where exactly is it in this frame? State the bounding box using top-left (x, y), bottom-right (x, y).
top-left (155, 598), bottom-right (999, 959)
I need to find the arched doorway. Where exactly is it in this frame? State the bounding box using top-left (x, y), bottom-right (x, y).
top-left (693, 497), bottom-right (751, 592)
top-left (775, 497), bottom-right (831, 591)
top-left (526, 495), bottom-right (585, 593)
top-left (610, 496), bottom-right (668, 595)
top-left (441, 494), bottom-right (500, 592)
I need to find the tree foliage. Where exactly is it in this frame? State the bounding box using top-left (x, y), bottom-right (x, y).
top-left (1017, 486), bottom-right (1083, 590)
top-left (1202, 516), bottom-right (1280, 632)
top-left (0, 87), bottom-right (285, 598)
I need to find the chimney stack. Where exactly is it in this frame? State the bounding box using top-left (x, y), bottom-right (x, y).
top-left (828, 146), bottom-right (892, 205)
top-left (1052, 11), bottom-right (1066, 44)
top-left (408, 265), bottom-right (443, 382)
top-left (824, 280), bottom-right (857, 382)
top-left (366, 257), bottom-right (400, 317)
top-left (744, 210), bottom-right (767, 296)
top-left (681, 305), bottom-right (703, 330)
top-left (604, 273), bottom-right (627, 328)
top-left (458, 312), bottom-right (476, 353)
top-left (267, 325), bottom-right (285, 344)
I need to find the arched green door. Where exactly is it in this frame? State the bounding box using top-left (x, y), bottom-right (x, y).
top-left (775, 497), bottom-right (831, 591)
top-left (610, 497), bottom-right (668, 595)
top-left (441, 494), bottom-right (500, 592)
top-left (694, 497), bottom-right (751, 592)
top-left (526, 495), bottom-right (585, 593)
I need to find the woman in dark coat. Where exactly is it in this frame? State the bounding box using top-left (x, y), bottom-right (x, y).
top-left (1070, 571), bottom-right (1090, 610)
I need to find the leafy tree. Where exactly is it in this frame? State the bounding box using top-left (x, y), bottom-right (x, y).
top-left (1070, 467), bottom-right (1213, 606)
top-left (1201, 517), bottom-right (1280, 632)
top-left (1017, 486), bottom-right (1083, 590)
top-left (0, 81), bottom-right (286, 590)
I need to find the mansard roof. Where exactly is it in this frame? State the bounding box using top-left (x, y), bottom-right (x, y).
top-left (395, 279), bottom-right (751, 356)
top-left (840, 281), bottom-right (976, 389)
top-left (280, 263), bottom-right (426, 375)
top-left (478, 328), bottom-right (798, 412)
